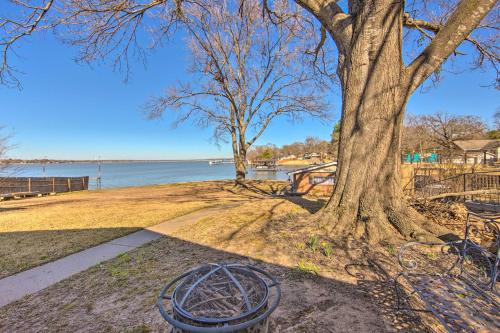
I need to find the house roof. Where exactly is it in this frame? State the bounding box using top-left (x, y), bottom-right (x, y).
top-left (453, 139), bottom-right (500, 152)
top-left (287, 162), bottom-right (337, 175)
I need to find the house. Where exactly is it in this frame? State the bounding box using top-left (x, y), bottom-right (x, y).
top-left (451, 139), bottom-right (500, 164)
top-left (287, 162), bottom-right (337, 195)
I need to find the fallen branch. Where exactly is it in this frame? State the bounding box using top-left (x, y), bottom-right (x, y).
top-left (419, 189), bottom-right (500, 201)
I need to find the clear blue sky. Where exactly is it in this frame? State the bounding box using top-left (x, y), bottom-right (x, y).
top-left (0, 30), bottom-right (498, 160)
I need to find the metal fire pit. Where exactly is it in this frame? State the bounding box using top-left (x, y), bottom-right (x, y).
top-left (157, 263), bottom-right (281, 333)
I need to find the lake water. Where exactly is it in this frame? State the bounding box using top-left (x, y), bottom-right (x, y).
top-left (5, 162), bottom-right (299, 189)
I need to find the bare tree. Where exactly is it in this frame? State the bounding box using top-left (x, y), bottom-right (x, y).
top-left (417, 112), bottom-right (486, 150)
top-left (1, 0), bottom-right (498, 242)
top-left (303, 137), bottom-right (320, 153)
top-left (281, 141), bottom-right (306, 157)
top-left (0, 128), bottom-right (11, 175)
top-left (402, 112), bottom-right (487, 159)
top-left (401, 116), bottom-right (430, 156)
top-left (147, 0), bottom-right (328, 183)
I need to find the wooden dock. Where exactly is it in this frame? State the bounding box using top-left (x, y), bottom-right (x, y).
top-left (250, 159), bottom-right (277, 172)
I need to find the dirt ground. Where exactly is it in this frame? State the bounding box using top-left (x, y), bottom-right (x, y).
top-left (0, 189), bottom-right (430, 333)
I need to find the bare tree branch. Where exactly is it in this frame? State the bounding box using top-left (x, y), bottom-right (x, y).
top-left (294, 0), bottom-right (352, 56)
top-left (403, 11), bottom-right (499, 78)
top-left (405, 0), bottom-right (497, 92)
top-left (0, 0), bottom-right (54, 87)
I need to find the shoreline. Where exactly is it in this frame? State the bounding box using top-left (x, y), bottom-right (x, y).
top-left (0, 159), bottom-right (233, 164)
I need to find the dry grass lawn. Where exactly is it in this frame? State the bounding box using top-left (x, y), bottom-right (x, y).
top-left (0, 192), bottom-right (429, 333)
top-left (0, 181), bottom-right (286, 278)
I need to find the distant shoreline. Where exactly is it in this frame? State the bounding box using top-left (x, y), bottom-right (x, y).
top-left (0, 159), bottom-right (233, 164)
top-left (1, 159), bottom-right (324, 166)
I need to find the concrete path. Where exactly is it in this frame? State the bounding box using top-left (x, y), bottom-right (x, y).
top-left (0, 205), bottom-right (234, 308)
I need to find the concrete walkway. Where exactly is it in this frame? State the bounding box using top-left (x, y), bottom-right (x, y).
top-left (0, 205), bottom-right (234, 308)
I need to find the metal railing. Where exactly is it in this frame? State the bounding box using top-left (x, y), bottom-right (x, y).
top-left (406, 171), bottom-right (500, 204)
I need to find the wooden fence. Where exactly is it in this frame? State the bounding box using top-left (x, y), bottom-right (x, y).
top-left (0, 176), bottom-right (89, 196)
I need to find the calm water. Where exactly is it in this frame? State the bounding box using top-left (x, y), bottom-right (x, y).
top-left (6, 162), bottom-right (298, 189)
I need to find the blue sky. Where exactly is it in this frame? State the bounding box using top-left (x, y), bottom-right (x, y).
top-left (0, 29), bottom-right (498, 160)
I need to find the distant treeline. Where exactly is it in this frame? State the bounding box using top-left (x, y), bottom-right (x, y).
top-left (247, 122), bottom-right (340, 161)
top-left (248, 111), bottom-right (499, 161)
top-left (1, 159), bottom-right (89, 164)
top-left (0, 159), bottom-right (223, 164)
top-left (247, 136), bottom-right (336, 161)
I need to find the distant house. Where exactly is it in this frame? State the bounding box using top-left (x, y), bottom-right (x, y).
top-left (451, 139), bottom-right (500, 164)
top-left (287, 162), bottom-right (337, 195)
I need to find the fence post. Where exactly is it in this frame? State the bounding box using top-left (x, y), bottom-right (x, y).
top-left (28, 178), bottom-right (31, 192)
top-left (67, 178), bottom-right (71, 192)
top-left (52, 178), bottom-right (55, 193)
top-left (82, 177), bottom-right (85, 190)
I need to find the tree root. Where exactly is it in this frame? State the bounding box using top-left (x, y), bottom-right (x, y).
top-left (316, 200), bottom-right (449, 244)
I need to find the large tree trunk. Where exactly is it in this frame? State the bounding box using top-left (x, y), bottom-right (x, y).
top-left (231, 128), bottom-right (247, 184)
top-left (234, 149), bottom-right (247, 184)
top-left (321, 1), bottom-right (442, 243)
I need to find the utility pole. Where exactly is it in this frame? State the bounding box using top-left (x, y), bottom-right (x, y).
top-left (96, 156), bottom-right (102, 190)
top-left (41, 156), bottom-right (47, 177)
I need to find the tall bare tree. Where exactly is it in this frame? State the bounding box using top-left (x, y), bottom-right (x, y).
top-left (402, 112), bottom-right (487, 158)
top-left (401, 116), bottom-right (429, 155)
top-left (147, 0), bottom-right (328, 183)
top-left (0, 128), bottom-right (11, 175)
top-left (417, 112), bottom-right (486, 149)
top-left (1, 0), bottom-right (498, 242)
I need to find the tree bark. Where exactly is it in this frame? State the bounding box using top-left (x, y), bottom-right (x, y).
top-left (234, 148), bottom-right (247, 184)
top-left (231, 127), bottom-right (247, 184)
top-left (320, 0), bottom-right (442, 243)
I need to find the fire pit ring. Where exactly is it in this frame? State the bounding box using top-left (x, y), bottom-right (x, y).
top-left (157, 263), bottom-right (281, 333)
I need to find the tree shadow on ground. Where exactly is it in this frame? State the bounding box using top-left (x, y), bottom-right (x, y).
top-left (0, 227), bottom-right (140, 279)
top-left (223, 201), bottom-right (286, 243)
top-left (0, 206), bottom-right (26, 212)
top-left (0, 198), bottom-right (94, 210)
top-left (219, 181), bottom-right (290, 199)
top-left (0, 231), bottom-right (431, 333)
top-left (282, 196), bottom-right (326, 214)
top-left (345, 259), bottom-right (429, 333)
